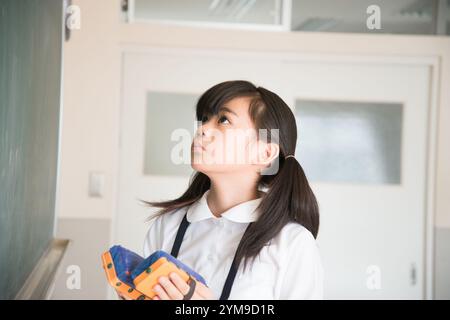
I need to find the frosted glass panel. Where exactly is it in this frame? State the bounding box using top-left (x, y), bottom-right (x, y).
top-left (143, 91), bottom-right (198, 176)
top-left (291, 0), bottom-right (448, 35)
top-left (295, 100), bottom-right (403, 184)
top-left (133, 0), bottom-right (282, 25)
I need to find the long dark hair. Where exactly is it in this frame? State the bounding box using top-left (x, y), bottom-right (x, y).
top-left (140, 80), bottom-right (319, 270)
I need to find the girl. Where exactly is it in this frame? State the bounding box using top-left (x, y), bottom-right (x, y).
top-left (134, 80), bottom-right (323, 300)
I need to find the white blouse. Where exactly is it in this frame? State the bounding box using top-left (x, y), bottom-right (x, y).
top-left (143, 189), bottom-right (324, 300)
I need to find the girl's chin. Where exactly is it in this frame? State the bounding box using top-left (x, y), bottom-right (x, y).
top-left (191, 162), bottom-right (252, 174)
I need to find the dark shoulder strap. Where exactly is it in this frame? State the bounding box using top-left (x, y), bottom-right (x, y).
top-left (170, 212), bottom-right (190, 258)
top-left (219, 222), bottom-right (253, 300)
top-left (219, 256), bottom-right (238, 300)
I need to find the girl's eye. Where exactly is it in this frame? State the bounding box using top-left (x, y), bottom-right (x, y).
top-left (218, 115), bottom-right (230, 124)
top-left (201, 115), bottom-right (208, 123)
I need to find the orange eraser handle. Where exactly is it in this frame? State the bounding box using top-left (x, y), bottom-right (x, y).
top-left (133, 257), bottom-right (191, 298)
top-left (101, 251), bottom-right (151, 300)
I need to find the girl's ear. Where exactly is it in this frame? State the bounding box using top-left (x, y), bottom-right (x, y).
top-left (255, 141), bottom-right (279, 168)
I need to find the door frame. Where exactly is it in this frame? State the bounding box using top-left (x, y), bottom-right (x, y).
top-left (115, 44), bottom-right (440, 299)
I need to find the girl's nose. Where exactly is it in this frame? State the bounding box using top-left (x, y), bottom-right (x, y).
top-left (197, 121), bottom-right (213, 139)
top-left (200, 127), bottom-right (212, 140)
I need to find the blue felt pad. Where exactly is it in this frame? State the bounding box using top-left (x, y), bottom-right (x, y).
top-left (109, 245), bottom-right (144, 286)
top-left (131, 250), bottom-right (207, 285)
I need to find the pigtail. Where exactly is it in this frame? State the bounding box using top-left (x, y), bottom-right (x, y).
top-left (272, 156), bottom-right (319, 237)
top-left (236, 155), bottom-right (320, 271)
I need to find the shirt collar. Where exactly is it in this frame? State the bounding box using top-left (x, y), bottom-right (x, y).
top-left (186, 189), bottom-right (262, 224)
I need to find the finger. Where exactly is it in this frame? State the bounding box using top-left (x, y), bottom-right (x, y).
top-left (117, 291), bottom-right (131, 300)
top-left (158, 276), bottom-right (184, 300)
top-left (153, 284), bottom-right (170, 300)
top-left (171, 274), bottom-right (200, 300)
top-left (194, 282), bottom-right (216, 300)
top-left (195, 282), bottom-right (210, 296)
top-left (152, 295), bottom-right (160, 300)
top-left (169, 272), bottom-right (191, 296)
top-left (190, 292), bottom-right (203, 300)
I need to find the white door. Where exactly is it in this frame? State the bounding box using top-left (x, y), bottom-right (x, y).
top-left (115, 47), bottom-right (433, 299)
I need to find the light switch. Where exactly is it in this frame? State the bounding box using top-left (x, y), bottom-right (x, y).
top-left (88, 172), bottom-right (105, 198)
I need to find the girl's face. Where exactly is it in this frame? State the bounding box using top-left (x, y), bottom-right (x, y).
top-left (191, 96), bottom-right (278, 175)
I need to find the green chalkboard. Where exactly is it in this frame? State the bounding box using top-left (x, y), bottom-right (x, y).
top-left (0, 0), bottom-right (63, 299)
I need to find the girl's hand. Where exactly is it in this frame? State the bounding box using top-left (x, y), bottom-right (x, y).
top-left (116, 290), bottom-right (132, 300)
top-left (152, 272), bottom-right (216, 300)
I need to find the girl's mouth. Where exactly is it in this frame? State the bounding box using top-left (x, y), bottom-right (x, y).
top-left (192, 142), bottom-right (206, 153)
top-left (192, 145), bottom-right (204, 153)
